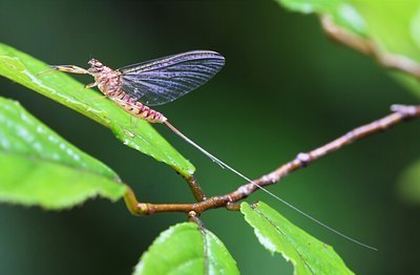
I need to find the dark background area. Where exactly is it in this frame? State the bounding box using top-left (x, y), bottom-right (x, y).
top-left (0, 1), bottom-right (419, 274)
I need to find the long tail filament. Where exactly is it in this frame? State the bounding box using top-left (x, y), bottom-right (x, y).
top-left (163, 120), bottom-right (377, 251)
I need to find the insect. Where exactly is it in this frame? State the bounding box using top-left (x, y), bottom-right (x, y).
top-left (51, 50), bottom-right (376, 250)
top-left (51, 51), bottom-right (230, 168)
top-left (51, 51), bottom-right (223, 123)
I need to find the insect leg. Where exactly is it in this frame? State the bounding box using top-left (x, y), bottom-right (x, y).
top-left (50, 65), bottom-right (90, 75)
top-left (85, 82), bottom-right (98, 89)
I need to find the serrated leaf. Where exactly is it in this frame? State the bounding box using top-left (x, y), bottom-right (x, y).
top-left (399, 160), bottom-right (420, 204)
top-left (241, 202), bottom-right (353, 275)
top-left (0, 43), bottom-right (195, 176)
top-left (0, 96), bottom-right (126, 209)
top-left (134, 222), bottom-right (239, 275)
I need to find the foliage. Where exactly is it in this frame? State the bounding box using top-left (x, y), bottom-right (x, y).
top-left (134, 222), bottom-right (239, 275)
top-left (241, 202), bottom-right (353, 275)
top-left (0, 96), bottom-right (126, 209)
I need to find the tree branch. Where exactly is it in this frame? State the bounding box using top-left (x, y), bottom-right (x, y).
top-left (124, 104), bottom-right (420, 215)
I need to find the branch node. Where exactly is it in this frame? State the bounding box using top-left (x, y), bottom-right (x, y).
top-left (391, 104), bottom-right (418, 116)
top-left (188, 211), bottom-right (204, 227)
top-left (138, 203), bottom-right (151, 215)
top-left (296, 152), bottom-right (311, 167)
top-left (226, 202), bottom-right (241, 211)
top-left (262, 173), bottom-right (278, 183)
top-left (237, 185), bottom-right (253, 196)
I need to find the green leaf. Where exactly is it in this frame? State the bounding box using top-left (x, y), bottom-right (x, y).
top-left (0, 96), bottom-right (126, 209)
top-left (276, 0), bottom-right (341, 14)
top-left (0, 43), bottom-right (195, 176)
top-left (134, 222), bottom-right (239, 275)
top-left (241, 202), bottom-right (354, 275)
top-left (399, 160), bottom-right (420, 204)
top-left (276, 0), bottom-right (367, 35)
top-left (350, 0), bottom-right (420, 60)
top-left (274, 0), bottom-right (420, 98)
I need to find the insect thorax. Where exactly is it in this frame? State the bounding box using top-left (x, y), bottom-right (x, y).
top-left (87, 59), bottom-right (166, 123)
top-left (87, 61), bottom-right (122, 97)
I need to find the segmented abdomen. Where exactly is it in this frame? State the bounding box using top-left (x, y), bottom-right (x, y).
top-left (110, 89), bottom-right (167, 123)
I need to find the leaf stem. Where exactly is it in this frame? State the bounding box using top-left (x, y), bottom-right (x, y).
top-left (320, 16), bottom-right (420, 78)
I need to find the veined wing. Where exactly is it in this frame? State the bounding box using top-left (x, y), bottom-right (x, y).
top-left (119, 50), bottom-right (225, 106)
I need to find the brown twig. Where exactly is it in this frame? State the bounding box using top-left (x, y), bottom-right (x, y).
top-left (124, 104), bottom-right (420, 215)
top-left (183, 175), bottom-right (207, 201)
top-left (320, 15), bottom-right (420, 78)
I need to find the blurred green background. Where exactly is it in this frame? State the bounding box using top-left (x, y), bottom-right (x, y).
top-left (0, 1), bottom-right (419, 274)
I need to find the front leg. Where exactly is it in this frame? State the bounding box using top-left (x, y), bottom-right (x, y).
top-left (85, 82), bottom-right (98, 89)
top-left (50, 65), bottom-right (90, 75)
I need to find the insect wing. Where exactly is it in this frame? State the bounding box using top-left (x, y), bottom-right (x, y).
top-left (120, 50), bottom-right (225, 106)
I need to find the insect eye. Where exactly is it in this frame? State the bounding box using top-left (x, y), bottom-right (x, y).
top-left (88, 58), bottom-right (98, 65)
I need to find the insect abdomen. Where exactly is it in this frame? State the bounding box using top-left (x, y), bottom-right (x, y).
top-left (111, 90), bottom-right (167, 123)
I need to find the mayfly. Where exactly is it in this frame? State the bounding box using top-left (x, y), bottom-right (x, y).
top-left (51, 50), bottom-right (376, 250)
